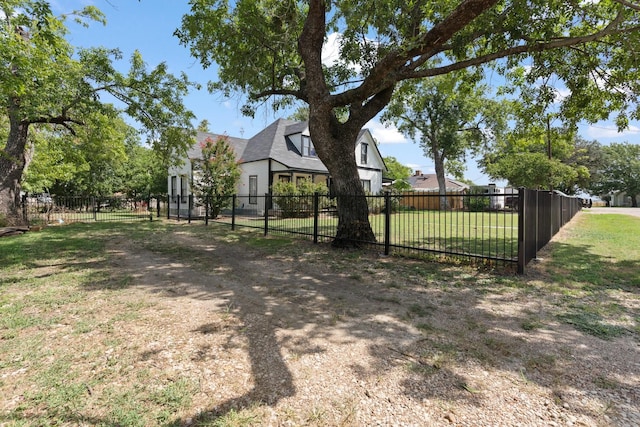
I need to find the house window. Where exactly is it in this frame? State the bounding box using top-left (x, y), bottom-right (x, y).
top-left (296, 176), bottom-right (309, 186)
top-left (278, 175), bottom-right (291, 183)
top-left (361, 180), bottom-right (371, 193)
top-left (249, 175), bottom-right (258, 204)
top-left (302, 135), bottom-right (316, 157)
top-left (360, 143), bottom-right (368, 164)
top-left (180, 175), bottom-right (188, 203)
top-left (171, 176), bottom-right (177, 202)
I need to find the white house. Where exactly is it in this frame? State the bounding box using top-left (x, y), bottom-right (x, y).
top-left (610, 191), bottom-right (640, 207)
top-left (168, 119), bottom-right (387, 215)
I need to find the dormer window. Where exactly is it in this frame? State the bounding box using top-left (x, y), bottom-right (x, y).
top-left (361, 142), bottom-right (368, 164)
top-left (302, 135), bottom-right (316, 157)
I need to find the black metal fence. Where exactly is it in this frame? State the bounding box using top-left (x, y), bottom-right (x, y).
top-left (518, 188), bottom-right (583, 273)
top-left (23, 189), bottom-right (581, 274)
top-left (22, 195), bottom-right (165, 224)
top-left (166, 189), bottom-right (582, 273)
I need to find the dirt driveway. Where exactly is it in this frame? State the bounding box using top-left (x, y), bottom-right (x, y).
top-left (587, 207), bottom-right (640, 217)
top-left (98, 224), bottom-right (638, 426)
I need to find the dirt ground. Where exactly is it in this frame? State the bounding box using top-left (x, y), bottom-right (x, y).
top-left (90, 220), bottom-right (639, 427)
top-left (587, 207), bottom-right (640, 217)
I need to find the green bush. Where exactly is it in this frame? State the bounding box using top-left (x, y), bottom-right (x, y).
top-left (464, 187), bottom-right (490, 212)
top-left (272, 180), bottom-right (328, 218)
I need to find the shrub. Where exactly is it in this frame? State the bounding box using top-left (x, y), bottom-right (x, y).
top-left (464, 187), bottom-right (490, 212)
top-left (272, 180), bottom-right (328, 218)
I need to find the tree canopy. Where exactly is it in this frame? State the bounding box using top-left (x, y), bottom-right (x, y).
top-left (382, 156), bottom-right (412, 190)
top-left (177, 0), bottom-right (640, 244)
top-left (1, 0), bottom-right (196, 223)
top-left (480, 126), bottom-right (600, 193)
top-left (382, 71), bottom-right (507, 201)
top-left (591, 142), bottom-right (640, 207)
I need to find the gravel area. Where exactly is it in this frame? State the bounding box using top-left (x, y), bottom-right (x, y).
top-left (95, 224), bottom-right (640, 427)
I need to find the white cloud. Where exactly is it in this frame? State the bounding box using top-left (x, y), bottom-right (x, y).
top-left (365, 120), bottom-right (408, 144)
top-left (585, 124), bottom-right (640, 139)
top-left (554, 87), bottom-right (571, 103)
top-left (321, 33), bottom-right (342, 67)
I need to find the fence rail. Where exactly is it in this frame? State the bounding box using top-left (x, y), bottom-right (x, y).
top-left (23, 189), bottom-right (581, 274)
top-left (22, 195), bottom-right (164, 224)
top-left (164, 189), bottom-right (581, 273)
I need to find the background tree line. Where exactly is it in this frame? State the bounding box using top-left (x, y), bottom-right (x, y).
top-left (3, 0), bottom-right (640, 235)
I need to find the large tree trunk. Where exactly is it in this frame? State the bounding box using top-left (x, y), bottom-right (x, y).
top-left (0, 105), bottom-right (30, 225)
top-left (299, 0), bottom-right (391, 246)
top-left (309, 117), bottom-right (376, 246)
top-left (433, 148), bottom-right (449, 210)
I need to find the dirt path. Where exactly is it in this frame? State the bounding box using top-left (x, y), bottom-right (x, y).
top-left (587, 207), bottom-right (640, 217)
top-left (104, 228), bottom-right (639, 426)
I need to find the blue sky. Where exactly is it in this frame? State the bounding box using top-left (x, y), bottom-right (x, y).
top-left (55, 0), bottom-right (640, 186)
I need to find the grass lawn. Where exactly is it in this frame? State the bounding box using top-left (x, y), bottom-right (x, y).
top-left (0, 213), bottom-right (637, 425)
top-left (230, 209), bottom-right (518, 260)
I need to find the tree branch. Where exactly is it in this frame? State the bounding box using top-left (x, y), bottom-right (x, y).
top-left (298, 0), bottom-right (328, 102)
top-left (613, 0), bottom-right (640, 12)
top-left (331, 0), bottom-right (500, 108)
top-left (29, 116), bottom-right (85, 134)
top-left (403, 13), bottom-right (637, 80)
top-left (250, 88), bottom-right (305, 100)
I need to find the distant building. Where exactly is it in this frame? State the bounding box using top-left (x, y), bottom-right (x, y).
top-left (407, 171), bottom-right (469, 192)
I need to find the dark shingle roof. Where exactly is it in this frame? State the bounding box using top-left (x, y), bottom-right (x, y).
top-left (189, 118), bottom-right (380, 174)
top-left (188, 131), bottom-right (249, 161)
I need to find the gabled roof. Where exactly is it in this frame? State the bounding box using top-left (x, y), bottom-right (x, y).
top-left (189, 118), bottom-right (383, 174)
top-left (188, 131), bottom-right (249, 162)
top-left (241, 119), bottom-right (328, 172)
top-left (408, 173), bottom-right (469, 191)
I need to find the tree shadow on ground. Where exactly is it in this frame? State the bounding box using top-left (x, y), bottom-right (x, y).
top-left (108, 224), bottom-right (636, 425)
top-left (5, 222), bottom-right (637, 425)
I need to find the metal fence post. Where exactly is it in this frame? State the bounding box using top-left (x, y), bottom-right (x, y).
top-left (384, 192), bottom-right (391, 255)
top-left (231, 194), bottom-right (236, 230)
top-left (264, 193), bottom-right (270, 236)
top-left (517, 187), bottom-right (525, 275)
top-left (205, 195), bottom-right (209, 226)
top-left (188, 194), bottom-right (192, 224)
top-left (92, 196), bottom-right (97, 221)
top-left (313, 192), bottom-right (319, 244)
top-left (21, 194), bottom-right (28, 225)
top-left (176, 194), bottom-right (181, 221)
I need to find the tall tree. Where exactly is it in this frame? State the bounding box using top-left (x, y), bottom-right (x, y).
top-left (1, 1), bottom-right (196, 224)
top-left (382, 72), bottom-right (506, 207)
top-left (591, 142), bottom-right (640, 207)
top-left (481, 125), bottom-right (600, 193)
top-left (22, 111), bottom-right (133, 196)
top-left (177, 0), bottom-right (640, 245)
top-left (121, 144), bottom-right (168, 199)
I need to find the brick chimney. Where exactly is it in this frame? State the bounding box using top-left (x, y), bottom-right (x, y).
top-left (414, 170), bottom-right (422, 176)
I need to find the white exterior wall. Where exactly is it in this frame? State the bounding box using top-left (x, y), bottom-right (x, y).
top-left (355, 132), bottom-right (385, 194)
top-left (358, 168), bottom-right (383, 194)
top-left (169, 125), bottom-right (387, 205)
top-left (238, 161), bottom-right (269, 197)
top-left (167, 160), bottom-right (193, 196)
